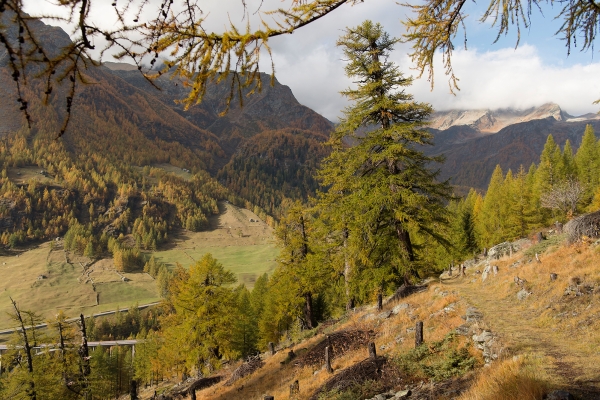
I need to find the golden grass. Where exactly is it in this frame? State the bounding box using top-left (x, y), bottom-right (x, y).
top-left (458, 357), bottom-right (547, 400)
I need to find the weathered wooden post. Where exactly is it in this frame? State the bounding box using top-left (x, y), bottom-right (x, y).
top-left (130, 380), bottom-right (138, 400)
top-left (263, 396), bottom-right (275, 400)
top-left (377, 293), bottom-right (383, 311)
top-left (415, 321), bottom-right (424, 347)
top-left (448, 264), bottom-right (452, 276)
top-left (325, 346), bottom-right (333, 373)
top-left (268, 342), bottom-right (276, 355)
top-left (368, 342), bottom-right (377, 359)
top-left (483, 247), bottom-right (488, 257)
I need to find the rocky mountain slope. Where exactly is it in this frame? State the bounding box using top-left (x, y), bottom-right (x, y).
top-left (425, 104), bottom-right (600, 190)
top-left (0, 17), bottom-right (332, 215)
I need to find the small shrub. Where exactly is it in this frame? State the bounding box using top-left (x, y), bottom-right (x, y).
top-left (395, 333), bottom-right (478, 381)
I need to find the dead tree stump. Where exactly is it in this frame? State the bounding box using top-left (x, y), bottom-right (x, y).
top-left (377, 293), bottom-right (383, 311)
top-left (550, 273), bottom-right (558, 281)
top-left (130, 380), bottom-right (138, 400)
top-left (448, 264), bottom-right (452, 276)
top-left (368, 342), bottom-right (377, 359)
top-left (535, 232), bottom-right (544, 243)
top-left (483, 247), bottom-right (488, 257)
top-left (264, 396), bottom-right (274, 400)
top-left (325, 346), bottom-right (333, 373)
top-left (268, 342), bottom-right (276, 355)
top-left (415, 321), bottom-right (424, 347)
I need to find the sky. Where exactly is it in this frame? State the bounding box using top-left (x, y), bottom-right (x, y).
top-left (26, 0), bottom-right (600, 121)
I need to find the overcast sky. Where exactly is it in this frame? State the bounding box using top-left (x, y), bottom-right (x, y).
top-left (27, 0), bottom-right (600, 120)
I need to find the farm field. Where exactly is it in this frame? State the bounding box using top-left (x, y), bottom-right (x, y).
top-left (0, 202), bottom-right (277, 329)
top-left (0, 242), bottom-right (159, 329)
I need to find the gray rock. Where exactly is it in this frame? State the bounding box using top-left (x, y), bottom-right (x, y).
top-left (466, 307), bottom-right (483, 322)
top-left (455, 324), bottom-right (471, 336)
top-left (377, 310), bottom-right (392, 320)
top-left (488, 242), bottom-right (514, 259)
top-left (482, 264), bottom-right (492, 281)
top-left (395, 389), bottom-right (412, 399)
top-left (546, 390), bottom-right (575, 400)
top-left (360, 313), bottom-right (376, 321)
top-left (517, 289), bottom-right (531, 300)
top-left (443, 302), bottom-right (456, 312)
top-left (391, 303), bottom-right (410, 315)
top-left (473, 331), bottom-right (493, 343)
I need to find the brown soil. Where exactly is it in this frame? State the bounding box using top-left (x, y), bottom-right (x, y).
top-left (294, 329), bottom-right (376, 368)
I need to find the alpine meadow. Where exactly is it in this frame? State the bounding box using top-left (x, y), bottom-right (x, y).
top-left (1, 0), bottom-right (600, 399)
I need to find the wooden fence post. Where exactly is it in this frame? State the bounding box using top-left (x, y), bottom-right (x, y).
top-left (368, 342), bottom-right (377, 359)
top-left (377, 293), bottom-right (383, 311)
top-left (415, 321), bottom-right (424, 347)
top-left (268, 342), bottom-right (275, 355)
top-left (325, 346), bottom-right (333, 373)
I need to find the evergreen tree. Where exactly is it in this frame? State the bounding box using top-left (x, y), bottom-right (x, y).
top-left (476, 165), bottom-right (505, 246)
top-left (575, 124), bottom-right (600, 204)
top-left (561, 140), bottom-right (577, 180)
top-left (159, 254), bottom-right (238, 376)
top-left (316, 20), bottom-right (452, 299)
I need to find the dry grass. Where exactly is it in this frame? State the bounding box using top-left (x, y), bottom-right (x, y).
top-left (194, 286), bottom-right (470, 400)
top-left (458, 357), bottom-right (547, 400)
top-left (446, 237), bottom-right (600, 392)
top-left (146, 234), bottom-right (600, 399)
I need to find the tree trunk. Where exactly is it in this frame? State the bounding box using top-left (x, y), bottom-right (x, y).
top-left (130, 380), bottom-right (138, 400)
top-left (10, 298), bottom-right (36, 400)
top-left (343, 227), bottom-right (353, 312)
top-left (325, 346), bottom-right (333, 373)
top-left (415, 321), bottom-right (424, 347)
top-left (303, 292), bottom-right (315, 329)
top-left (368, 342), bottom-right (377, 359)
top-left (79, 314), bottom-right (91, 377)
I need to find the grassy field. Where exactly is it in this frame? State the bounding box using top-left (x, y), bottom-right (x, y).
top-left (0, 201), bottom-right (277, 329)
top-left (7, 166), bottom-right (54, 185)
top-left (153, 202), bottom-right (278, 287)
top-left (0, 243), bottom-right (159, 329)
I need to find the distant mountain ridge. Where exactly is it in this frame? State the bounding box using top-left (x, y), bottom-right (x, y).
top-left (0, 18), bottom-right (333, 217)
top-left (425, 104), bottom-right (600, 191)
top-left (429, 103), bottom-right (600, 134)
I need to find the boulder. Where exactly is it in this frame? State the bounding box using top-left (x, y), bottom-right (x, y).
top-left (488, 242), bottom-right (514, 259)
top-left (546, 390), bottom-right (575, 400)
top-left (466, 307), bottom-right (483, 322)
top-left (391, 303), bottom-right (410, 315)
top-left (517, 289), bottom-right (531, 300)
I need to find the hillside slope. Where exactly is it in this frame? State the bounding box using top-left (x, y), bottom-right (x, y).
top-left (145, 236), bottom-right (600, 400)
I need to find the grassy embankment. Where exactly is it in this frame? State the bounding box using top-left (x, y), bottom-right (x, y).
top-left (152, 235), bottom-right (600, 400)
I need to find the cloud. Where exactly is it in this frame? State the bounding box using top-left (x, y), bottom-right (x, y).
top-left (402, 45), bottom-right (600, 116)
top-left (24, 0), bottom-right (600, 120)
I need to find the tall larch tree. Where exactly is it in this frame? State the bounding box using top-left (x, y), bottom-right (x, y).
top-left (317, 20), bottom-right (452, 298)
top-left (575, 124), bottom-right (600, 204)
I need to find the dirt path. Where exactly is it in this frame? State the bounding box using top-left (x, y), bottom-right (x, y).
top-left (443, 275), bottom-right (600, 399)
